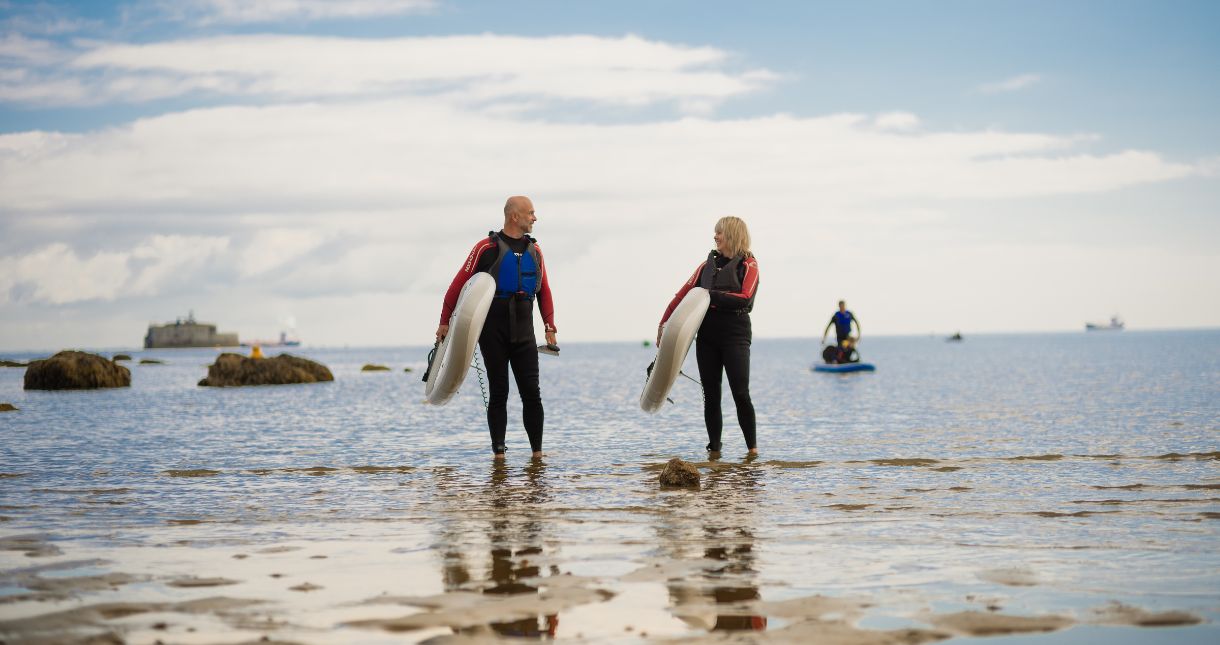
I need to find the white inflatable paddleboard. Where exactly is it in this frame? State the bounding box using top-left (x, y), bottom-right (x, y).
top-left (424, 272), bottom-right (495, 406)
top-left (640, 287), bottom-right (710, 413)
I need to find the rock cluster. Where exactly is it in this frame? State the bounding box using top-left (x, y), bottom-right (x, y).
top-left (24, 351), bottom-right (132, 390)
top-left (199, 353), bottom-right (333, 387)
top-left (659, 458), bottom-right (701, 488)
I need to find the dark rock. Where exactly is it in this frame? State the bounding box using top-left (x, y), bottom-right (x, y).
top-left (1, 360), bottom-right (29, 367)
top-left (659, 458), bottom-right (700, 488)
top-left (139, 359), bottom-right (164, 365)
top-left (198, 353), bottom-right (333, 387)
top-left (0, 403), bottom-right (16, 412)
top-left (24, 351), bottom-right (132, 390)
top-left (112, 354), bottom-right (132, 361)
top-left (402, 367), bottom-right (413, 373)
top-left (361, 364), bottom-right (391, 372)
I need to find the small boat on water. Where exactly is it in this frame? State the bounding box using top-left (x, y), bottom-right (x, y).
top-left (812, 362), bottom-right (876, 373)
top-left (1085, 315), bottom-right (1124, 331)
top-left (240, 331), bottom-right (302, 347)
top-left (947, 332), bottom-right (963, 342)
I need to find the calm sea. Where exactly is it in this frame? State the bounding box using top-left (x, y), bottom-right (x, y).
top-left (1, 331), bottom-right (1217, 643)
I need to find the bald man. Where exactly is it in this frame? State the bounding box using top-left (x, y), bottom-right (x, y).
top-left (437, 196), bottom-right (558, 459)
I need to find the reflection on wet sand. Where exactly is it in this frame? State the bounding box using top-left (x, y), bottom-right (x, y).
top-left (436, 460), bottom-right (559, 638)
top-left (658, 460), bottom-right (767, 632)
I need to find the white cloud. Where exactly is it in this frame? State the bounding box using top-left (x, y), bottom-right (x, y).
top-left (0, 102), bottom-right (1197, 220)
top-left (150, 0), bottom-right (437, 25)
top-left (0, 235), bottom-right (229, 305)
top-left (873, 112), bottom-right (920, 130)
top-left (0, 33), bottom-right (68, 65)
top-left (976, 73), bottom-right (1042, 94)
top-left (0, 243), bottom-right (130, 305)
top-left (239, 228), bottom-right (326, 276)
top-left (1, 33), bottom-right (775, 110)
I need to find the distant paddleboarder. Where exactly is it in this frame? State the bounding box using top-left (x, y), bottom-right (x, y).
top-left (436, 196), bottom-right (558, 460)
top-left (657, 216), bottom-right (760, 458)
top-left (820, 300), bottom-right (861, 361)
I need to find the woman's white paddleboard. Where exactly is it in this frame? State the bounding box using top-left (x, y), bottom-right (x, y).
top-left (424, 272), bottom-right (495, 406)
top-left (640, 287), bottom-right (710, 413)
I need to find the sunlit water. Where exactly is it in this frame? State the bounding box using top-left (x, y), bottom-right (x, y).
top-left (1, 331), bottom-right (1217, 643)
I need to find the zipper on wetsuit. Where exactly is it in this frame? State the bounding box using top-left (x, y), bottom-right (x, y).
top-left (515, 252), bottom-right (523, 297)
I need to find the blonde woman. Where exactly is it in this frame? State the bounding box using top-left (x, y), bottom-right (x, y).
top-left (657, 217), bottom-right (760, 457)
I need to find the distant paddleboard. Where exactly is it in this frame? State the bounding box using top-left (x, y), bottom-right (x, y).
top-left (812, 362), bottom-right (876, 373)
top-left (424, 273), bottom-right (495, 405)
top-left (641, 288), bottom-right (710, 413)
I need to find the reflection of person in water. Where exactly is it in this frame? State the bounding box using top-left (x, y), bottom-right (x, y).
top-left (657, 464), bottom-right (767, 632)
top-left (436, 461), bottom-right (559, 638)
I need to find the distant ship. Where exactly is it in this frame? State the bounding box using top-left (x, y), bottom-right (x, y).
top-left (241, 331), bottom-right (302, 348)
top-left (1085, 315), bottom-right (1125, 331)
top-left (145, 311), bottom-right (239, 348)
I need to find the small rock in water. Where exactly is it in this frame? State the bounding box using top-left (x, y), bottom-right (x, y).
top-left (139, 358), bottom-right (164, 364)
top-left (112, 354), bottom-right (132, 361)
top-left (0, 403), bottom-right (17, 412)
top-left (198, 353), bottom-right (333, 387)
top-left (659, 458), bottom-right (700, 488)
top-left (361, 364), bottom-right (391, 371)
top-left (1, 359), bottom-right (29, 367)
top-left (24, 351), bottom-right (132, 390)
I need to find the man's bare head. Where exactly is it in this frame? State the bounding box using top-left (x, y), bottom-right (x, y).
top-left (503, 196), bottom-right (536, 236)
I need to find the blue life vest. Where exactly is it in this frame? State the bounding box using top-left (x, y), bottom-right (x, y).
top-left (486, 232), bottom-right (542, 299)
top-left (833, 310), bottom-right (854, 337)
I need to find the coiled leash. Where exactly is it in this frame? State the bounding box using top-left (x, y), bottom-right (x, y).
top-left (422, 339), bottom-right (489, 409)
top-left (471, 352), bottom-right (489, 410)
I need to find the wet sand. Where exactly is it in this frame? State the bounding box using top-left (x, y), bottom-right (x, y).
top-left (1, 453), bottom-right (1215, 644)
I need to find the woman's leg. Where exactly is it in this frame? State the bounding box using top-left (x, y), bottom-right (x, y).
top-left (695, 337), bottom-right (725, 451)
top-left (722, 339), bottom-right (756, 450)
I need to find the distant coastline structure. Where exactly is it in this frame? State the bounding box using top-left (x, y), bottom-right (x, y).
top-left (145, 311), bottom-right (239, 349)
top-left (1085, 315), bottom-right (1125, 332)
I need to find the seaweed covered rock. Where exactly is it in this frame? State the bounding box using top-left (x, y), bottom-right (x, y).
top-left (199, 353), bottom-right (333, 387)
top-left (659, 458), bottom-right (700, 488)
top-left (112, 354), bottom-right (132, 361)
top-left (139, 358), bottom-right (164, 365)
top-left (0, 403), bottom-right (17, 412)
top-left (361, 364), bottom-right (390, 372)
top-left (1, 359), bottom-right (29, 367)
top-left (24, 351), bottom-right (131, 390)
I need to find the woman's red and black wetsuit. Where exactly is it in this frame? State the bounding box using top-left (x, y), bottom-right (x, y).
top-left (440, 231), bottom-right (556, 454)
top-left (659, 252), bottom-right (760, 452)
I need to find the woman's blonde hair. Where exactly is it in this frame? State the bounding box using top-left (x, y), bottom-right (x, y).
top-left (715, 216), bottom-right (753, 258)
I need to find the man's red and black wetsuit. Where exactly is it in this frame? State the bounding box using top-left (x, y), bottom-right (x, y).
top-left (440, 231), bottom-right (556, 455)
top-left (660, 251), bottom-right (760, 452)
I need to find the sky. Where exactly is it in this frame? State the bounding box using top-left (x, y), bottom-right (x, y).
top-left (1, 0), bottom-right (1218, 351)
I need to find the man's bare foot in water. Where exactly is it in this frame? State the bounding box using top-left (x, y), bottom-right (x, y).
top-left (532, 451), bottom-right (544, 460)
top-left (707, 450), bottom-right (722, 461)
top-left (494, 453), bottom-right (505, 461)
top-left (748, 448), bottom-right (758, 456)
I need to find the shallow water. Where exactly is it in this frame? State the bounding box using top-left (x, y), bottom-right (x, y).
top-left (1, 331), bottom-right (1217, 643)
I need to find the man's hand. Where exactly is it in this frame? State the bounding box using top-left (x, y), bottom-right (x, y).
top-left (545, 330), bottom-right (557, 347)
top-left (435, 324), bottom-right (449, 342)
